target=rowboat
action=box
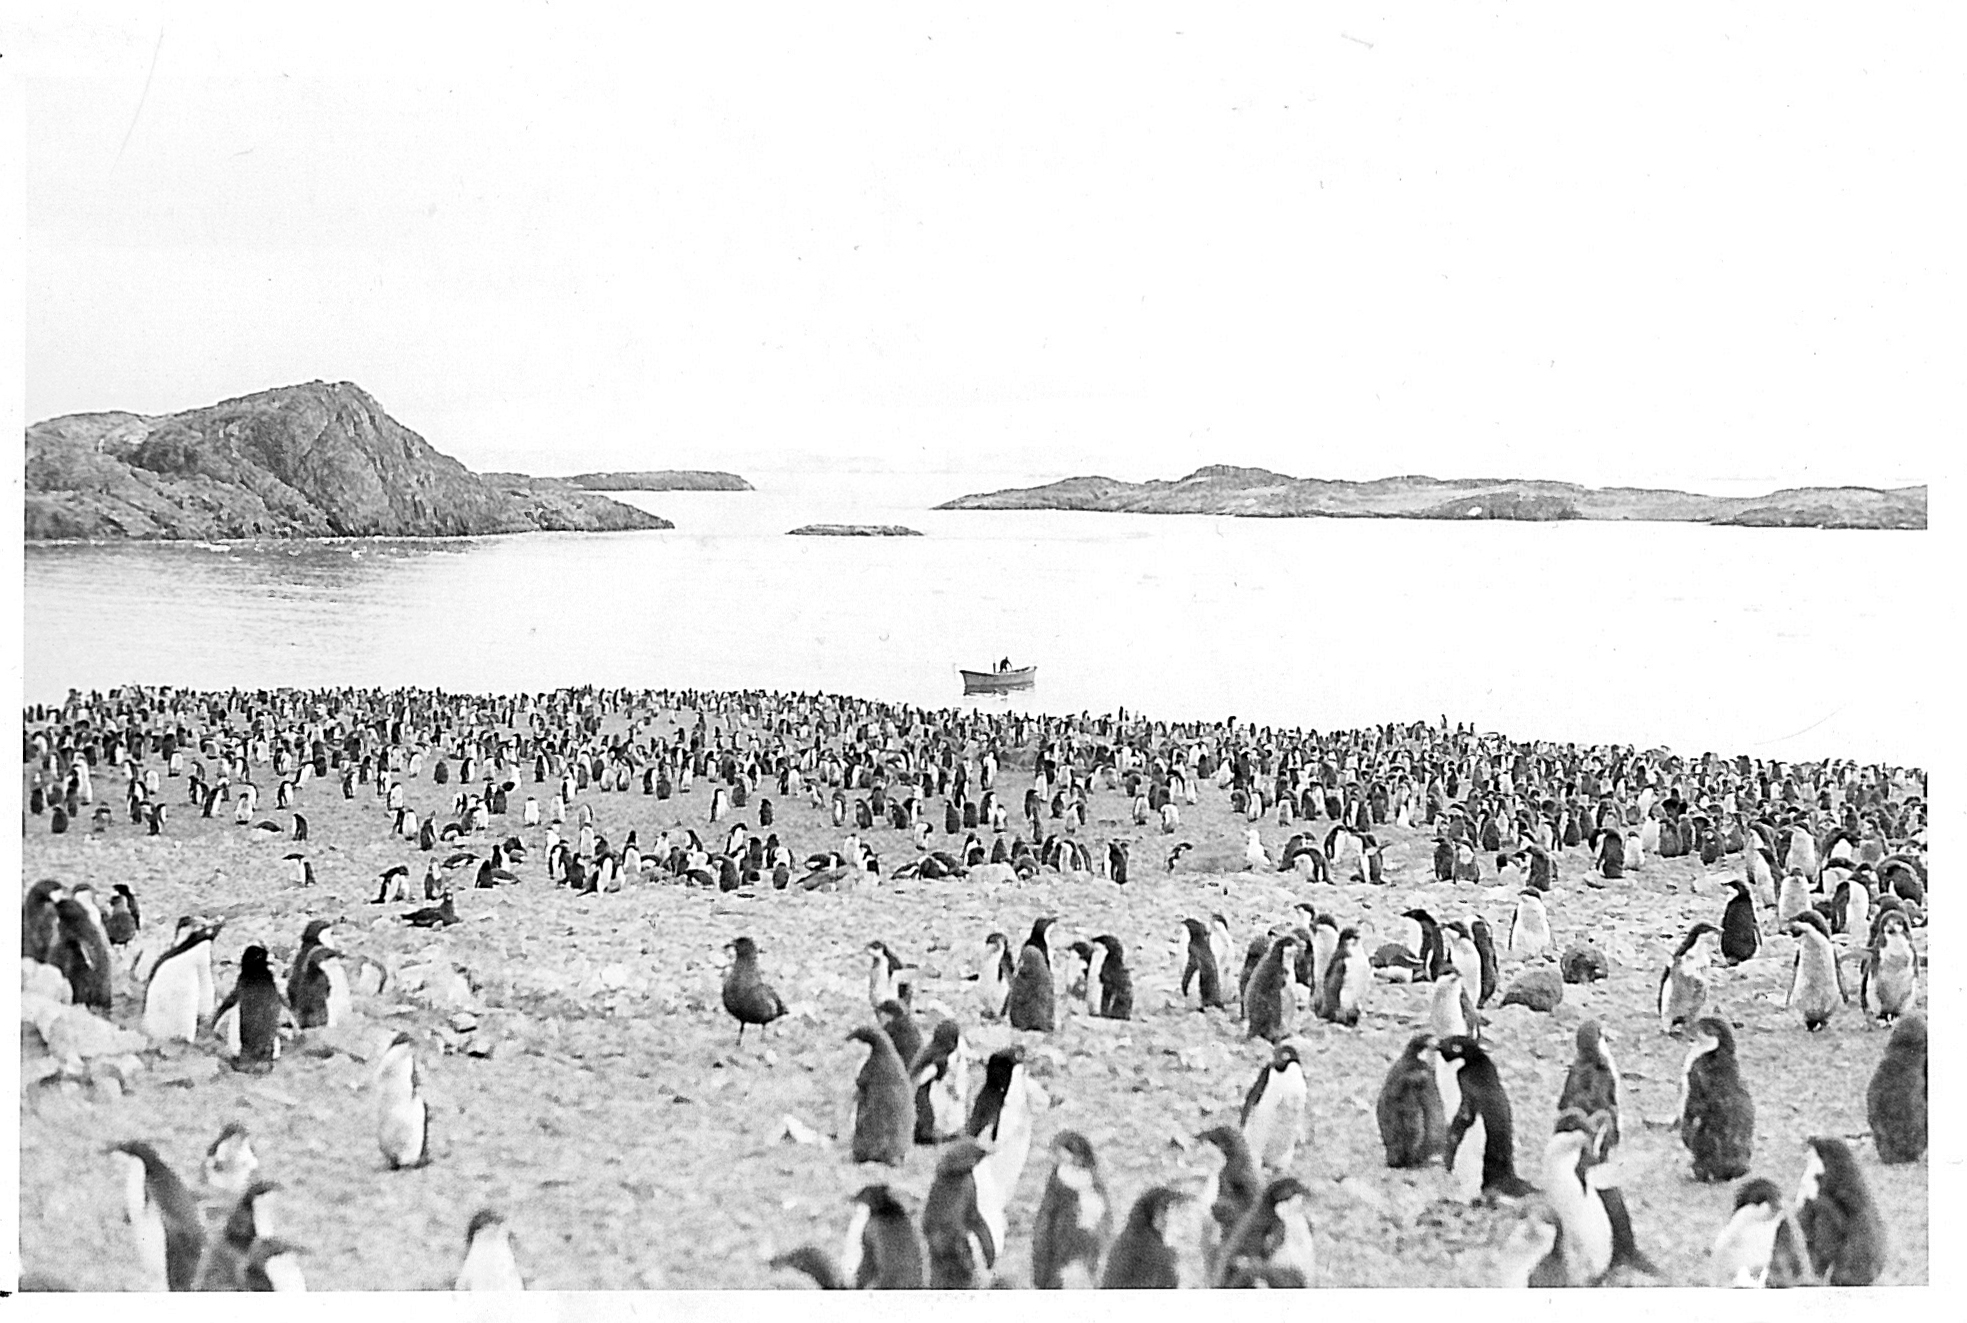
[960,665,1036,694]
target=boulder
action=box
[1499,967,1565,1013]
[21,959,72,1005]
[41,1007,147,1059]
[1559,945,1611,984]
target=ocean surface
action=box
[22,469,1930,766]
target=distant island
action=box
[787,524,923,537]
[24,382,673,541]
[564,470,753,492]
[937,465,1925,530]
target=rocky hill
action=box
[938,465,1925,529]
[564,470,753,491]
[786,524,922,537]
[24,382,673,540]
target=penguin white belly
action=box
[142,960,202,1042]
[1712,1206,1779,1287]
[379,1096,427,1166]
[1623,837,1643,871]
[1341,959,1370,1018]
[1244,1071,1305,1170]
[121,1164,168,1291]
[1451,1113,1487,1202]
[836,1202,870,1287]
[1558,1189,1613,1281]
[325,960,352,1027]
[216,1005,242,1056]
[262,1253,309,1292]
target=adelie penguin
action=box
[976,932,1014,1020]
[110,1140,208,1291]
[722,936,787,1046]
[1099,1187,1186,1289]
[1710,1177,1812,1287]
[1505,890,1550,960]
[1090,934,1132,1020]
[1006,917,1057,1032]
[875,1000,922,1074]
[22,878,64,964]
[774,1184,927,1290]
[1376,1033,1446,1168]
[1244,933,1300,1044]
[288,919,350,1029]
[1469,917,1500,1006]
[1556,1021,1622,1153]
[1196,1124,1262,1277]
[966,1046,1042,1256]
[1785,911,1844,1031]
[1030,1130,1111,1288]
[205,1122,258,1195]
[1658,922,1720,1034]
[1534,1113,1653,1286]
[1438,1035,1536,1203]
[1791,1137,1888,1285]
[846,1025,915,1167]
[1242,1041,1308,1171]
[49,896,114,1014]
[215,945,285,1072]
[1720,879,1761,965]
[865,940,916,1012]
[106,883,142,947]
[1866,1012,1926,1163]
[1679,1016,1755,1182]
[1180,917,1226,1009]
[455,1209,526,1291]
[142,919,220,1043]
[910,1017,968,1143]
[374,1032,431,1169]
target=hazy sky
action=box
[21,3,1956,489]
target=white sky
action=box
[17,2,1960,489]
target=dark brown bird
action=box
[722,936,787,1046]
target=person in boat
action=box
[999,657,1013,673]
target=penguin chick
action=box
[1792,1137,1888,1285]
[108,1140,206,1292]
[1377,1032,1446,1168]
[215,944,284,1071]
[1241,1041,1308,1171]
[1711,1178,1789,1287]
[193,1178,283,1291]
[1784,912,1844,1031]
[49,897,113,1014]
[373,1032,431,1169]
[875,999,923,1073]
[1244,934,1299,1044]
[909,1017,967,1144]
[1030,1129,1110,1288]
[1006,918,1057,1031]
[1866,1013,1926,1163]
[722,936,787,1046]
[1094,934,1133,1020]
[203,1123,258,1196]
[1314,926,1368,1027]
[835,1183,928,1289]
[1216,1176,1317,1288]
[1556,1021,1621,1155]
[1180,917,1225,1008]
[454,1209,525,1290]
[1099,1187,1186,1289]
[921,1140,996,1288]
[1196,1124,1263,1276]
[1658,922,1719,1033]
[846,1025,915,1167]
[1680,1017,1755,1183]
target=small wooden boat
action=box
[960,665,1036,695]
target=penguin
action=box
[1195,1124,1262,1277]
[1866,1012,1926,1163]
[1680,1016,1755,1182]
[875,999,922,1075]
[1469,917,1500,1006]
[1165,841,1193,871]
[215,944,284,1071]
[967,1046,1041,1258]
[1215,1176,1318,1288]
[193,1178,290,1291]
[1105,840,1129,885]
[909,1017,968,1143]
[204,1123,259,1196]
[1376,1032,1446,1168]
[1402,908,1449,980]
[866,940,915,1012]
[1429,970,1480,1044]
[1505,890,1550,960]
[829,1183,928,1290]
[1710,1177,1810,1287]
[1438,1035,1535,1203]
[22,878,64,963]
[977,932,1014,1019]
[374,1031,431,1169]
[1720,879,1761,965]
[1497,1205,1565,1288]
[1556,1021,1621,1154]
[106,884,142,947]
[1099,1187,1186,1289]
[288,919,349,1029]
[1792,1137,1888,1285]
[1006,918,1056,1032]
[454,1209,525,1291]
[142,920,220,1043]
[1307,914,1339,996]
[1785,911,1844,1031]
[109,1140,206,1291]
[1180,917,1225,1008]
[1092,934,1131,1019]
[401,893,459,928]
[1241,1042,1308,1171]
[1243,828,1269,870]
[49,897,114,1013]
[921,1140,996,1288]
[1539,1113,1653,1286]
[1314,926,1367,1027]
[1244,934,1299,1044]
[1030,1129,1111,1288]
[1658,922,1720,1034]
[846,1025,915,1167]
[722,936,787,1046]
[1442,920,1481,991]
[1860,909,1917,1022]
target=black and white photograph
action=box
[6,1,1948,1301]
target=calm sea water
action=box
[22,470,1930,765]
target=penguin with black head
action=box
[1179,917,1225,1009]
[909,1017,968,1144]
[976,932,1014,1020]
[1244,933,1300,1044]
[49,896,114,1013]
[1678,1015,1754,1182]
[1241,1041,1308,1171]
[1792,1136,1888,1285]
[875,1000,922,1074]
[1216,1175,1318,1287]
[846,1025,914,1167]
[216,944,285,1072]
[1658,922,1720,1034]
[1099,1187,1186,1288]
[1557,1021,1622,1154]
[921,1139,996,1288]
[108,1140,206,1291]
[1093,934,1132,1020]
[23,879,64,963]
[374,1031,431,1170]
[1438,1035,1536,1203]
[142,919,220,1043]
[1314,926,1368,1027]
[288,919,349,1029]
[1030,1129,1111,1288]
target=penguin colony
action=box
[18,685,1928,1288]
